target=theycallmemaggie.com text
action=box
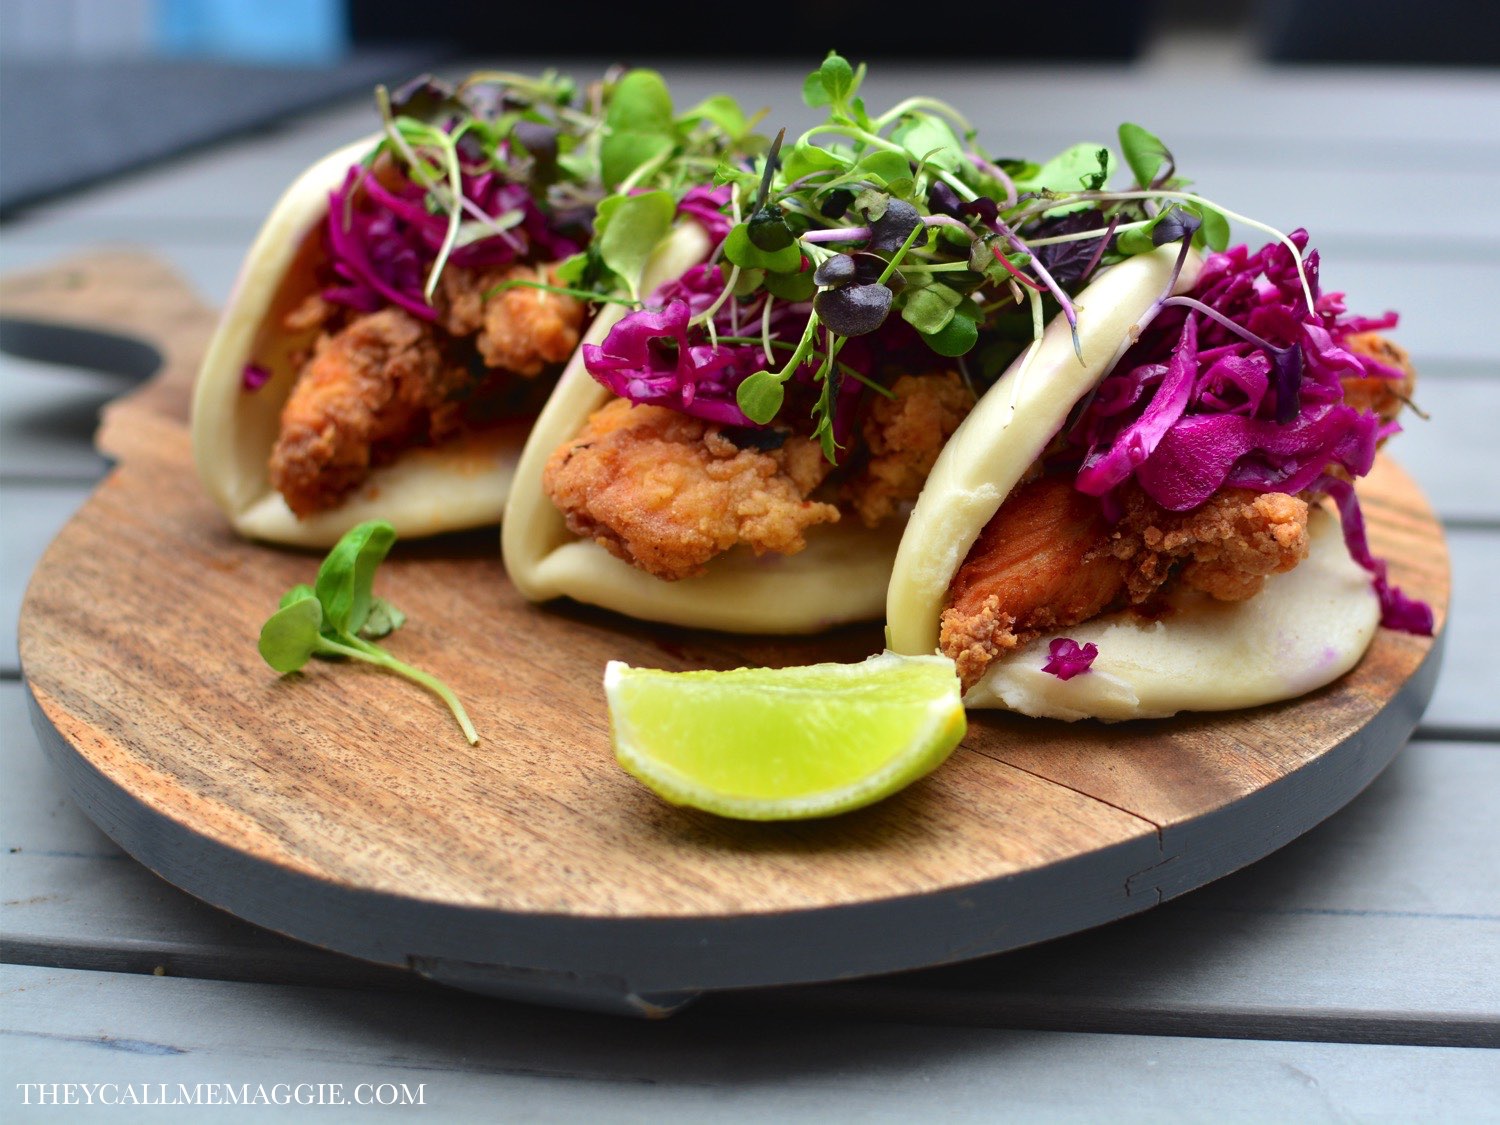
[15,1082,426,1107]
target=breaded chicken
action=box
[1115,487,1310,603]
[844,371,976,526]
[269,308,469,517]
[439,262,584,376]
[1343,331,1416,427]
[270,261,584,519]
[940,477,1311,690]
[941,475,1129,690]
[543,400,840,580]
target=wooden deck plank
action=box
[0,484,89,674]
[2,964,1496,1121]
[0,353,121,482]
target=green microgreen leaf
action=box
[259,521,478,746]
[890,115,964,172]
[1015,143,1117,214]
[359,597,407,640]
[1191,201,1231,251]
[736,370,787,424]
[314,519,397,636]
[677,94,748,140]
[802,69,831,109]
[601,69,676,186]
[595,190,676,302]
[279,584,318,610]
[258,596,325,675]
[723,222,802,273]
[922,313,979,357]
[782,142,844,182]
[900,282,963,334]
[733,268,766,297]
[856,149,913,185]
[819,52,857,106]
[854,187,888,221]
[764,268,816,302]
[1118,122,1173,189]
[748,205,795,251]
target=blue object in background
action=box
[157,0,348,66]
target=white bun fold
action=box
[885,242,1381,718]
[192,137,528,547]
[502,223,900,634]
[887,243,1201,655]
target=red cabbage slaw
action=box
[1042,638,1099,680]
[322,162,581,322]
[321,167,731,325]
[1064,230,1431,635]
[582,257,929,445]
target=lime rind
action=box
[605,653,967,820]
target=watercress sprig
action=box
[258,521,478,746]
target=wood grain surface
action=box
[3,254,1450,1005]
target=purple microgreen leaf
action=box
[868,199,927,253]
[813,254,857,287]
[813,283,892,336]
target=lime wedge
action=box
[605,652,967,820]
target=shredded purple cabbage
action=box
[321,162,585,321]
[1063,230,1430,633]
[676,184,733,242]
[241,363,271,392]
[1042,638,1099,680]
[583,262,918,443]
[1316,474,1435,635]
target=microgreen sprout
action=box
[575,56,1326,468]
[258,521,478,746]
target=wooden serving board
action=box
[6,254,1449,1016]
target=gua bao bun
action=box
[502,222,907,634]
[194,138,536,546]
[885,243,1381,720]
[194,134,577,548]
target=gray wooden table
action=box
[3,58,1497,1120]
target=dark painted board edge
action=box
[1145,629,1446,902]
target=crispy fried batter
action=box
[844,371,975,526]
[439,262,583,376]
[1116,487,1310,603]
[940,476,1130,690]
[543,400,840,580]
[1342,331,1416,426]
[269,308,470,517]
[939,477,1311,690]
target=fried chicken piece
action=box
[439,262,584,376]
[269,308,470,517]
[1343,331,1416,428]
[939,477,1311,690]
[1114,487,1311,603]
[543,400,839,580]
[941,475,1130,690]
[844,371,976,526]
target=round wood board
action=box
[7,254,1449,1016]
